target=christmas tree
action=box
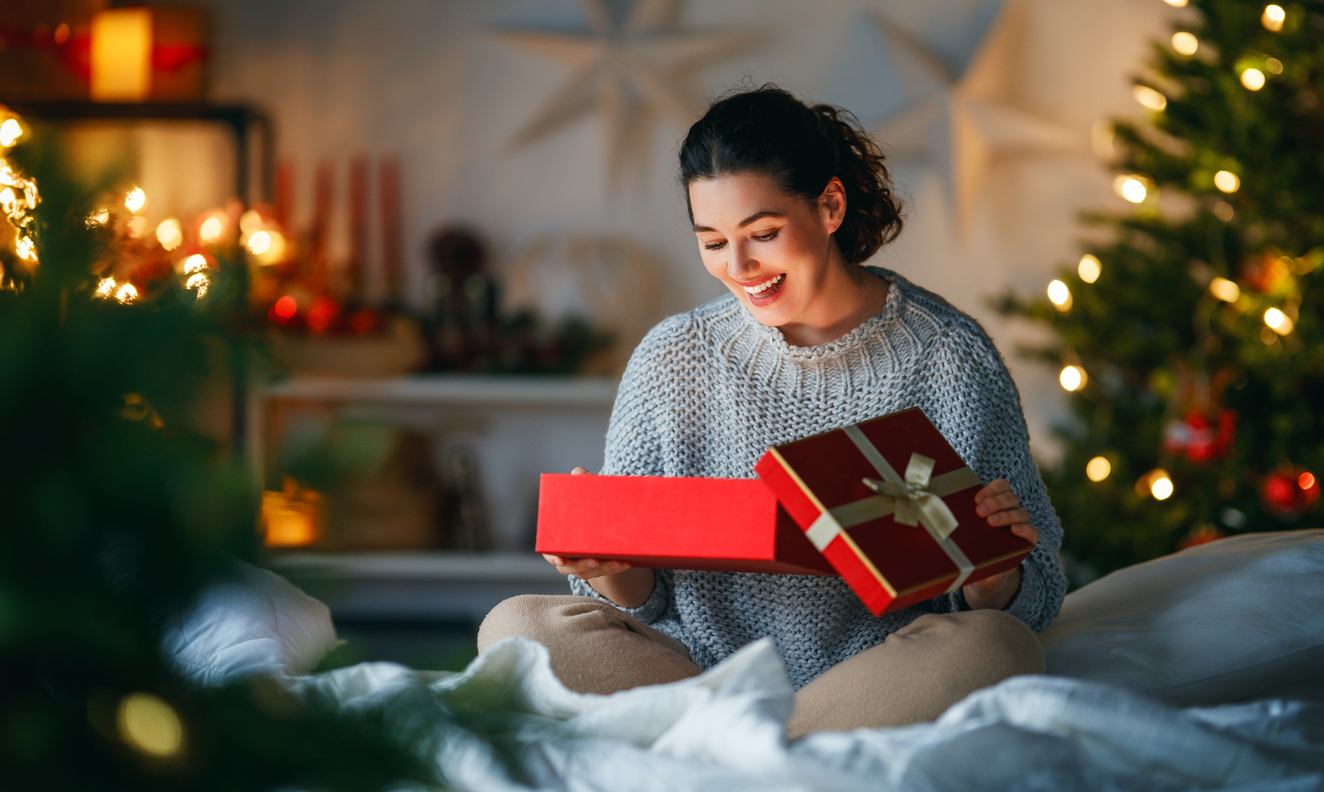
[997,0,1324,579]
[0,115,444,790]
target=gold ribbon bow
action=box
[862,453,960,539]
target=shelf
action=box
[264,374,619,408]
[267,551,572,623]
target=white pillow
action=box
[163,561,338,685]
[1039,529,1324,706]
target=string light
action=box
[1163,0,1187,6]
[1114,175,1148,203]
[1208,277,1240,302]
[125,187,146,212]
[155,218,183,250]
[86,208,110,228]
[247,230,272,255]
[1086,456,1111,482]
[1150,470,1174,500]
[1301,472,1317,490]
[1264,307,1294,334]
[0,118,21,147]
[115,283,138,304]
[1060,365,1087,391]
[1171,32,1198,55]
[1262,4,1285,31]
[186,272,210,298]
[1047,279,1072,310]
[1213,170,1240,193]
[182,254,208,274]
[1240,68,1266,91]
[271,295,298,321]
[1133,85,1167,111]
[1214,201,1234,221]
[1078,254,1102,283]
[117,692,184,759]
[95,277,116,298]
[1265,58,1283,74]
[239,209,264,235]
[198,214,225,243]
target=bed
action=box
[166,530,1324,791]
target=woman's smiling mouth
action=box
[741,273,786,305]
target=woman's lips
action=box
[742,273,786,307]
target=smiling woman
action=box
[478,85,1066,739]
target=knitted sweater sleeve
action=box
[563,316,691,625]
[914,320,1067,632]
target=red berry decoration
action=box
[1162,409,1237,463]
[1259,467,1320,521]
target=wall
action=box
[199,0,1181,458]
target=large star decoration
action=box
[870,1,1084,233]
[494,0,754,186]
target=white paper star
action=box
[494,0,754,185]
[869,1,1085,232]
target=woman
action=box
[479,86,1066,737]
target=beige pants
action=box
[478,595,1044,738]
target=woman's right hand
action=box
[541,466,635,581]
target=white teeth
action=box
[743,274,784,295]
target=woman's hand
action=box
[542,466,656,607]
[963,479,1039,611]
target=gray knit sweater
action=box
[569,267,1067,690]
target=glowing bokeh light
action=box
[186,272,210,298]
[1133,85,1168,111]
[239,209,264,235]
[1171,32,1198,55]
[1300,472,1316,490]
[272,295,298,321]
[1266,58,1283,74]
[1214,201,1234,221]
[1115,176,1148,203]
[247,230,272,255]
[1060,365,1086,392]
[1047,279,1072,308]
[115,283,138,304]
[125,187,146,212]
[1241,68,1266,90]
[1262,4,1285,30]
[0,187,14,207]
[199,215,224,243]
[1150,472,1174,500]
[1213,170,1240,193]
[155,218,183,250]
[86,208,110,228]
[95,278,116,298]
[1086,456,1111,482]
[1078,254,1102,283]
[1208,277,1240,302]
[0,118,21,147]
[183,253,208,274]
[117,692,183,758]
[1163,0,1187,6]
[1264,307,1293,334]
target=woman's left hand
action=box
[963,479,1039,611]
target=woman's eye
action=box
[753,230,779,242]
[703,241,726,251]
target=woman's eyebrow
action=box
[692,210,787,233]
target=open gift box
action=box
[537,408,1033,615]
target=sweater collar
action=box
[737,265,906,361]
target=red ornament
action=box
[1259,467,1321,521]
[268,295,300,328]
[305,295,341,335]
[1163,409,1237,463]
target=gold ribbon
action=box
[803,425,982,593]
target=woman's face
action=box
[688,172,845,329]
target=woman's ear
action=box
[818,177,847,235]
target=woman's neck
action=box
[778,260,891,348]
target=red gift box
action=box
[754,407,1033,616]
[536,473,834,575]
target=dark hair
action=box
[679,85,903,265]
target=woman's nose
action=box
[727,241,757,279]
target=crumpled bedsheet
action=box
[292,637,1324,792]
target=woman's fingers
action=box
[985,507,1032,527]
[975,491,1021,517]
[974,479,1011,503]
[541,553,631,579]
[571,466,593,475]
[1009,522,1040,546]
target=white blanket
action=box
[293,638,1324,792]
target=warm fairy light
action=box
[96,277,116,298]
[115,283,138,303]
[117,692,184,759]
[1047,279,1072,309]
[1115,176,1148,203]
[1133,85,1167,111]
[1300,472,1317,490]
[0,187,14,208]
[1059,365,1087,392]
[155,218,183,250]
[247,230,272,255]
[198,215,224,243]
[1266,58,1283,75]
[1171,32,1198,55]
[0,119,21,148]
[1214,201,1234,221]
[1163,0,1187,6]
[1086,456,1111,482]
[15,236,36,261]
[183,253,208,274]
[1150,471,1174,500]
[1213,170,1240,193]
[1078,254,1102,283]
[272,295,298,321]
[1264,307,1293,334]
[87,208,110,228]
[125,187,146,212]
[1209,277,1240,302]
[1241,68,1266,91]
[239,209,264,235]
[186,272,210,298]
[253,230,286,264]
[1262,4,1286,31]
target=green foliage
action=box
[0,135,443,789]
[995,0,1324,577]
